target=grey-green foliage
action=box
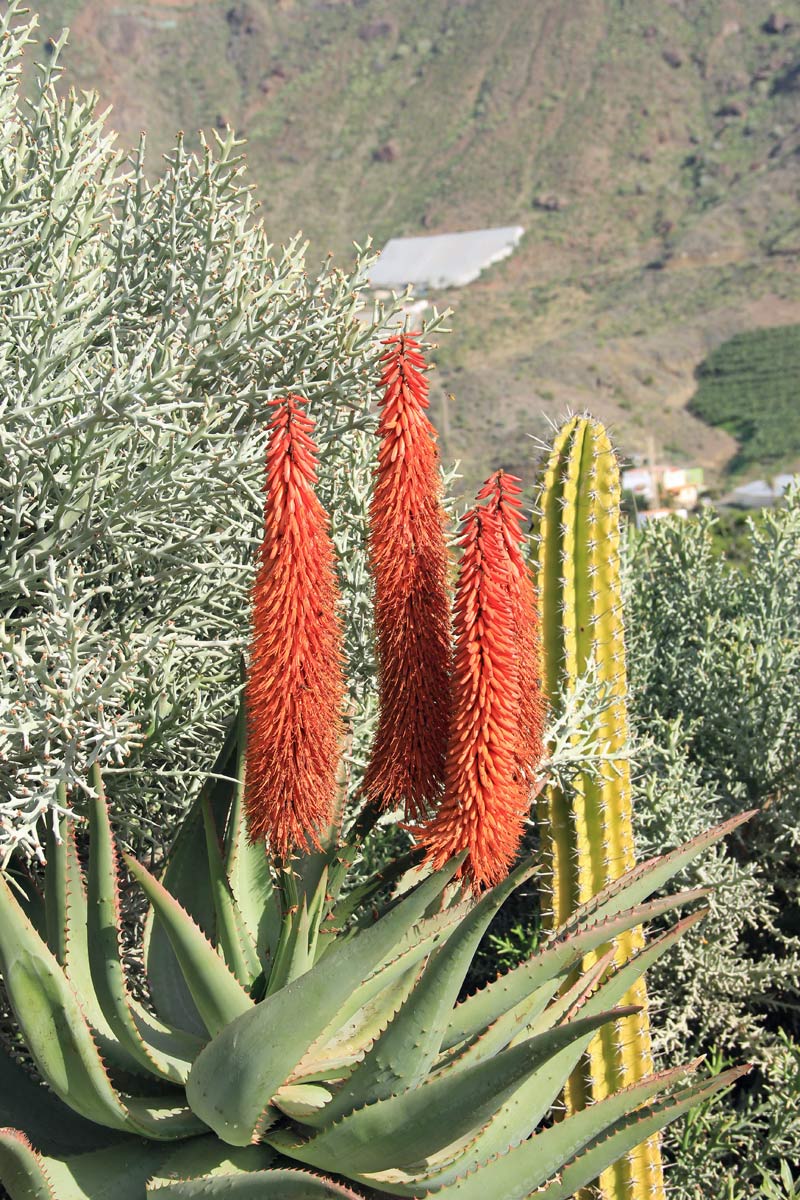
[632,721,798,1064]
[624,491,800,1197]
[0,4,435,863]
[665,1036,800,1200]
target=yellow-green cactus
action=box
[534,415,665,1200]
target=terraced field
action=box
[689,323,800,474]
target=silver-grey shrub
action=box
[625,493,800,1196]
[0,4,427,863]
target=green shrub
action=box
[625,497,800,1195]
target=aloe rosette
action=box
[0,382,750,1198]
[0,752,751,1198]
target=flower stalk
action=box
[477,470,546,784]
[362,333,451,819]
[419,498,528,889]
[245,396,345,860]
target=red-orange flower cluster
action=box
[362,333,451,819]
[417,501,530,889]
[477,470,545,780]
[245,396,345,860]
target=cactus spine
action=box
[535,415,666,1200]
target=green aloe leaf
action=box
[349,1062,704,1198]
[0,866,204,1138]
[438,980,562,1078]
[270,1009,637,1175]
[527,946,618,1036]
[226,833,278,976]
[87,774,204,1083]
[315,858,539,1127]
[293,961,424,1082]
[439,1061,703,1196]
[381,1064,742,1199]
[275,1083,334,1119]
[298,899,473,1084]
[186,857,464,1146]
[554,809,754,940]
[200,792,261,987]
[427,908,710,1185]
[151,1136,276,1182]
[267,864,331,996]
[308,795,387,936]
[0,1046,124,1156]
[125,854,253,1038]
[267,891,313,994]
[290,730,365,923]
[55,819,108,1023]
[317,845,424,953]
[524,1066,752,1200]
[0,1129,55,1200]
[145,720,240,1035]
[43,795,70,966]
[221,707,280,971]
[438,951,616,1084]
[119,1099,206,1141]
[43,812,147,1077]
[0,1132,190,1200]
[572,909,708,1026]
[148,1169,366,1197]
[0,869,143,1133]
[5,857,46,939]
[443,885,708,1052]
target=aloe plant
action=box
[0,737,751,1198]
[0,392,750,1197]
[534,414,665,1198]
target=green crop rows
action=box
[688,324,800,475]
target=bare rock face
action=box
[764,12,789,34]
[717,100,747,118]
[358,20,395,42]
[226,5,256,36]
[373,140,399,163]
[533,193,569,212]
[259,66,288,96]
[225,2,265,101]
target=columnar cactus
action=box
[534,415,665,1199]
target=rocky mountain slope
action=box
[21,0,800,495]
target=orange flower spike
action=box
[362,333,451,819]
[418,504,528,890]
[477,470,546,781]
[245,395,346,861]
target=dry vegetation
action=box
[24,0,800,494]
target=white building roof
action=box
[369,225,525,290]
[729,480,776,507]
[733,480,773,496]
[774,474,798,496]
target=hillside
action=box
[20,0,800,496]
